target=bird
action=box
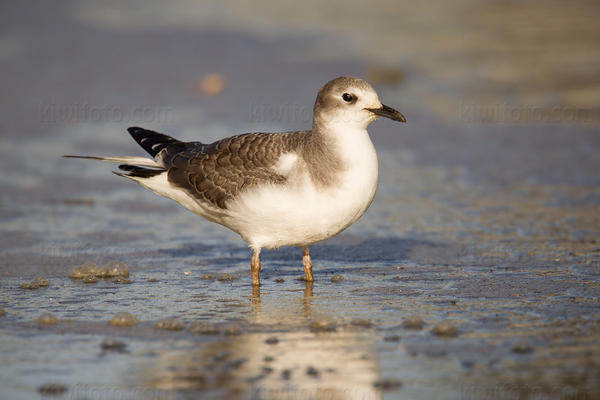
[65,76,406,286]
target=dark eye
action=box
[342,93,354,102]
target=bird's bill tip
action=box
[366,104,406,123]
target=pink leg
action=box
[302,246,314,282]
[251,248,261,286]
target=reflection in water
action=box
[138,283,380,399]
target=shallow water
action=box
[1,1,600,399]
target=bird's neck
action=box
[302,123,376,188]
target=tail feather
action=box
[117,164,165,178]
[63,155,159,168]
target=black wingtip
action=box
[127,126,143,134]
[126,126,182,158]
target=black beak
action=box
[366,104,406,123]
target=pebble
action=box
[350,319,374,328]
[373,378,402,390]
[384,335,401,342]
[281,369,292,380]
[217,273,234,282]
[189,322,220,335]
[431,322,458,337]
[99,261,130,278]
[32,276,50,287]
[148,278,159,283]
[265,336,279,345]
[331,275,344,282]
[306,366,320,377]
[100,338,127,352]
[38,383,67,396]
[37,312,59,326]
[20,276,50,289]
[109,312,139,327]
[154,318,185,331]
[200,274,214,280]
[274,278,285,283]
[310,320,336,332]
[512,342,533,354]
[82,274,98,284]
[69,261,129,280]
[402,316,424,330]
[69,262,100,279]
[224,326,242,336]
[112,277,132,284]
[0,307,5,316]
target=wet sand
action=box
[1,1,599,399]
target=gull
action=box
[65,76,405,286]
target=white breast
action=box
[223,128,378,250]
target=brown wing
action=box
[166,131,309,209]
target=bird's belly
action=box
[223,158,378,250]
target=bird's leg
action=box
[251,248,261,286]
[302,246,314,282]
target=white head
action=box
[312,76,406,132]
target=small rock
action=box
[109,312,138,327]
[0,307,5,316]
[373,378,402,390]
[512,342,533,354]
[402,316,424,330]
[183,271,191,276]
[37,312,59,326]
[99,261,130,278]
[189,322,219,335]
[148,278,159,283]
[82,274,98,284]
[262,366,274,374]
[264,356,275,362]
[69,262,100,279]
[100,338,127,352]
[224,326,241,336]
[200,274,214,280]
[384,335,401,342]
[432,322,458,337]
[265,336,279,345]
[281,369,292,380]
[38,383,67,396]
[331,275,344,282]
[20,276,50,289]
[112,277,132,284]
[310,320,336,332]
[217,273,234,282]
[274,278,285,283]
[350,319,374,328]
[226,358,247,370]
[154,318,185,331]
[306,366,320,378]
[32,276,50,287]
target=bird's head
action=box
[313,76,406,132]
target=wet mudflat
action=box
[1,1,600,399]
